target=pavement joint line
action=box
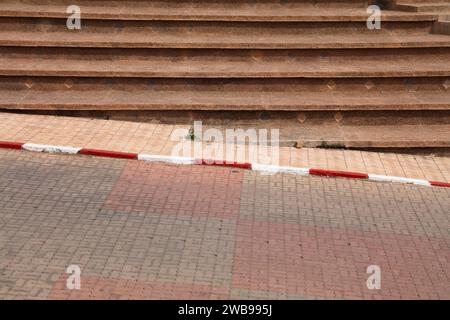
[0,140,449,188]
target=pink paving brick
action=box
[104,160,243,219]
[232,220,450,299]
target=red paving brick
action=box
[104,160,243,219]
[232,221,450,299]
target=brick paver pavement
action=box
[0,112,449,183]
[0,148,449,299]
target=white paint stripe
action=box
[251,163,280,173]
[138,154,195,165]
[252,163,310,175]
[22,143,81,154]
[368,174,431,186]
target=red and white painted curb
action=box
[1,141,449,189]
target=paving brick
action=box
[239,171,450,238]
[0,148,449,299]
[232,221,450,299]
[104,160,243,219]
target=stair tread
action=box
[2,29,450,49]
[0,48,448,78]
[0,3,440,22]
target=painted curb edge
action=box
[1,140,449,188]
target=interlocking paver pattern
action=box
[104,161,243,219]
[0,148,449,299]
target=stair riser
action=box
[6,110,450,126]
[433,21,450,35]
[0,17,436,35]
[1,0,374,9]
[1,77,448,111]
[395,0,446,3]
[0,1,433,22]
[396,4,450,13]
[1,76,447,91]
[0,18,441,49]
[1,47,449,78]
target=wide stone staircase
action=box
[0,0,449,148]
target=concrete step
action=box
[299,124,450,148]
[433,20,450,35]
[0,1,440,22]
[395,2,450,13]
[11,109,450,148]
[1,47,449,78]
[1,18,449,49]
[1,77,449,111]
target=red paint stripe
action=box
[196,159,252,170]
[78,148,137,160]
[309,168,369,179]
[429,181,450,188]
[0,141,24,150]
